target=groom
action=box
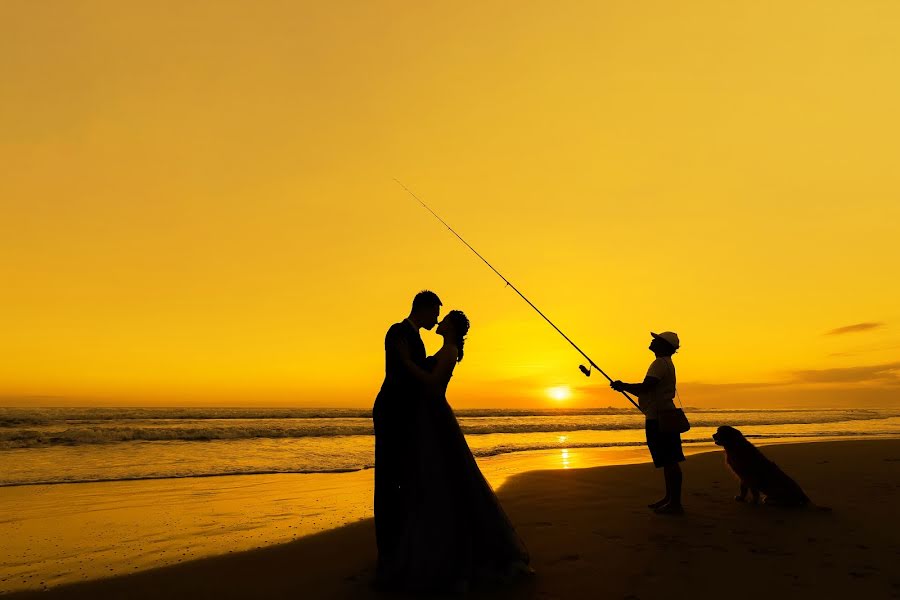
[372,290,441,581]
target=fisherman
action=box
[611,332,685,515]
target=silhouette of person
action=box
[611,331,685,515]
[391,309,531,593]
[372,290,441,583]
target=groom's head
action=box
[410,290,442,330]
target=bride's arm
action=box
[398,341,456,387]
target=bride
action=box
[395,309,531,593]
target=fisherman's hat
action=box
[651,331,680,351]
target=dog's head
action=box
[713,425,746,447]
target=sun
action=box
[546,386,571,402]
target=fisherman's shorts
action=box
[645,419,686,468]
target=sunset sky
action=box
[2,1,898,408]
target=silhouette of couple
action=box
[372,291,530,593]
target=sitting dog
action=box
[712,426,811,507]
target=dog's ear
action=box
[719,426,743,443]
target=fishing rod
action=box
[393,179,640,411]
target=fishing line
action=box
[393,179,640,411]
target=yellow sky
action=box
[2,1,899,408]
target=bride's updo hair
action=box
[446,310,470,362]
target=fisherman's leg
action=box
[646,419,669,509]
[663,463,683,508]
[648,477,670,509]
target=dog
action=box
[712,425,812,507]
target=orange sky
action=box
[2,1,899,408]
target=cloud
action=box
[682,361,900,390]
[681,381,785,391]
[826,322,885,335]
[790,361,900,384]
[677,384,900,409]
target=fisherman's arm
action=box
[610,376,660,395]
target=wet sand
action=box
[4,439,899,599]
[0,443,717,593]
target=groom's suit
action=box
[373,319,427,570]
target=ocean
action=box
[2,407,899,487]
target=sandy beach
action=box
[4,439,898,599]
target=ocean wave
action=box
[2,409,899,448]
[2,429,896,487]
[2,407,894,426]
[0,467,374,488]
[0,407,638,425]
[472,430,900,457]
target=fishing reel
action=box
[579,364,591,377]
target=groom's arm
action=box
[385,325,421,375]
[384,324,402,352]
[383,324,407,375]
